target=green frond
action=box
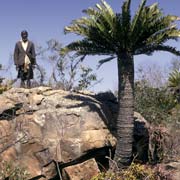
[64,0,118,54]
[64,15,96,37]
[168,69,180,87]
[60,47,71,57]
[131,2,180,55]
[64,24,88,36]
[130,1,162,47]
[96,3,103,11]
[71,17,93,27]
[64,39,115,56]
[63,0,180,59]
[95,0,116,32]
[97,56,116,69]
[135,45,180,56]
[100,0,114,17]
[82,7,99,17]
[121,0,131,35]
[122,0,131,14]
[169,28,180,38]
[131,0,146,34]
[146,25,179,45]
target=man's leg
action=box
[27,79,31,88]
[20,80,25,88]
[18,66,26,88]
[26,64,33,88]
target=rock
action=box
[95,91,118,132]
[63,158,100,180]
[133,112,150,162]
[134,112,150,136]
[0,87,116,179]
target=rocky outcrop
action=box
[0,87,116,179]
[133,112,150,162]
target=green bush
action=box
[134,81,180,162]
[134,82,176,124]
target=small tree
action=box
[36,39,101,90]
[136,63,168,88]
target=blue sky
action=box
[0,0,180,92]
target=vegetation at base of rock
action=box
[91,162,167,180]
[91,171,120,180]
[0,161,30,180]
[122,163,155,180]
[91,162,174,180]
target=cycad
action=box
[61,0,180,167]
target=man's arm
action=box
[13,43,19,66]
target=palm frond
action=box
[97,56,116,69]
[145,15,180,45]
[63,0,180,58]
[122,0,131,22]
[131,0,147,38]
[131,1,180,54]
[168,69,180,87]
[135,45,180,56]
[121,0,131,48]
[64,0,119,55]
[98,0,114,17]
[131,2,162,48]
[63,39,115,56]
[82,7,99,16]
[94,0,116,37]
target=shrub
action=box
[134,82,176,124]
[91,171,121,180]
[122,163,155,180]
[91,163,155,180]
[148,126,170,164]
[0,80,12,94]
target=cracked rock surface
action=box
[0,87,116,179]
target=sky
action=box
[0,0,180,92]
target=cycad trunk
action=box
[114,53,134,167]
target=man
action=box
[14,30,36,88]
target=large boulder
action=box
[0,87,116,179]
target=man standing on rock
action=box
[14,30,36,88]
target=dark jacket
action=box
[14,40,36,66]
